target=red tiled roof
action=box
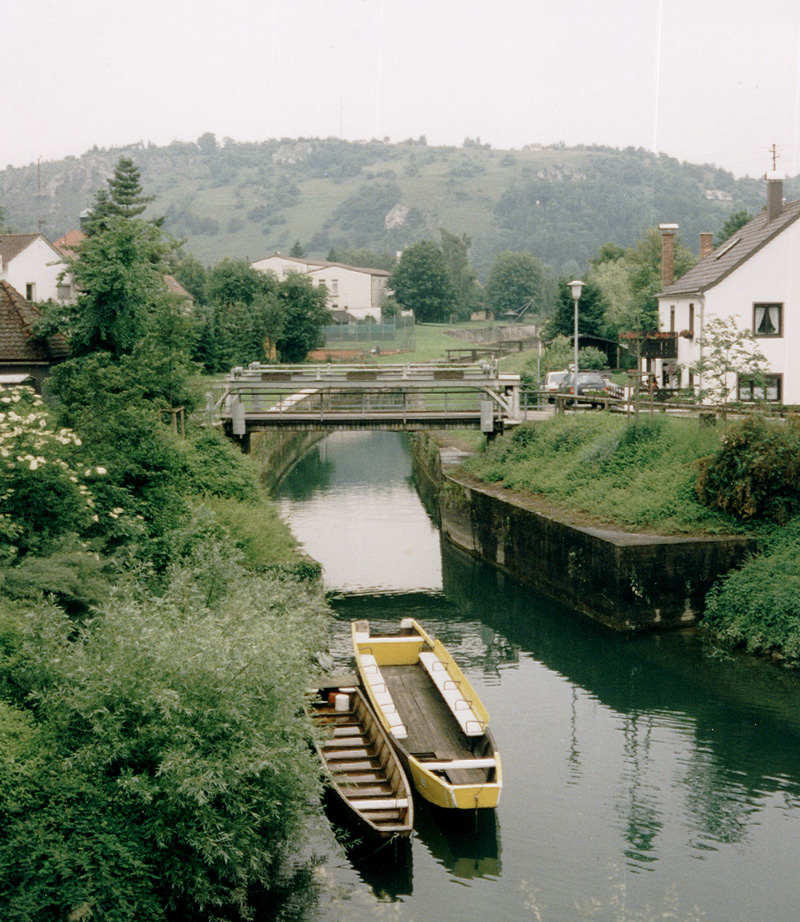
[164,274,193,299]
[52,228,87,256]
[0,281,69,363]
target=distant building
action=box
[0,233,75,304]
[653,174,800,403]
[251,253,390,321]
[52,228,87,258]
[0,280,69,390]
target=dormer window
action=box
[754,303,782,337]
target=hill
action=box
[1,136,792,277]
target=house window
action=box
[753,303,782,337]
[330,279,339,296]
[25,283,36,301]
[669,305,675,332]
[688,303,695,334]
[737,373,782,402]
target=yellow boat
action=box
[352,618,502,810]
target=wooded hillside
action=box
[2,136,791,276]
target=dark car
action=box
[556,372,621,406]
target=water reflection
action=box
[413,802,501,881]
[337,834,413,900]
[441,537,800,856]
[274,432,442,593]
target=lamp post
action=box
[569,280,584,395]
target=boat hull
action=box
[309,682,414,839]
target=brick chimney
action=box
[700,233,714,259]
[659,224,679,287]
[766,171,784,221]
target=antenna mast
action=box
[37,158,45,233]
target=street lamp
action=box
[569,280,584,395]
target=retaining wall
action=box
[411,435,756,632]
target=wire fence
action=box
[322,317,415,352]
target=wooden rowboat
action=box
[309,681,414,840]
[352,618,502,811]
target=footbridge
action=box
[213,362,521,445]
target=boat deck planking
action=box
[381,663,488,786]
[310,684,413,834]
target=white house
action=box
[654,174,800,404]
[0,233,75,304]
[251,253,390,321]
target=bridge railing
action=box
[220,361,503,390]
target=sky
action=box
[5,0,800,178]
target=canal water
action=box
[273,431,800,922]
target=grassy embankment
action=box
[464,413,737,534]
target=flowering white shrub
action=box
[0,387,112,557]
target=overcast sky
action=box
[5,0,800,178]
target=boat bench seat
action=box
[349,797,409,811]
[360,654,408,740]
[419,651,484,736]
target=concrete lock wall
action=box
[411,436,756,632]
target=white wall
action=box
[251,255,389,321]
[308,265,387,321]
[1,237,73,303]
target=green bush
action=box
[177,428,261,502]
[704,517,800,661]
[202,495,298,568]
[697,415,800,522]
[0,552,327,919]
[0,387,103,558]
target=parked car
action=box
[543,370,569,402]
[556,372,622,406]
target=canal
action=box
[273,431,800,921]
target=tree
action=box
[289,239,306,258]
[716,210,753,246]
[546,279,608,340]
[587,256,635,338]
[694,316,769,410]
[390,241,456,322]
[625,227,695,334]
[272,274,330,362]
[105,156,154,218]
[169,250,208,305]
[207,258,268,308]
[485,251,549,320]
[439,229,480,319]
[84,158,155,235]
[58,216,179,360]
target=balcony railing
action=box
[640,333,678,359]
